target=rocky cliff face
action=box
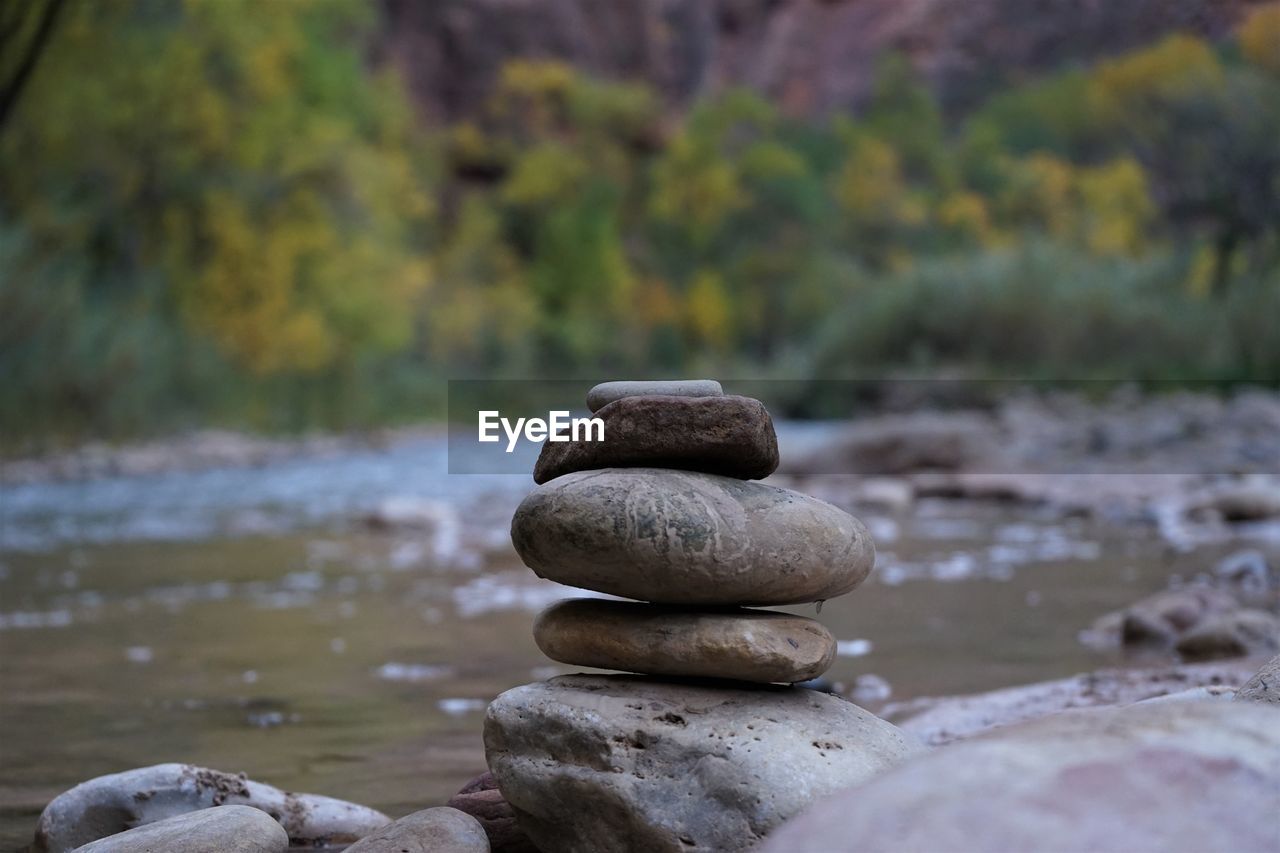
[379,0,1266,122]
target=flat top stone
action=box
[587,379,722,412]
[75,806,288,853]
[533,598,836,684]
[534,394,779,484]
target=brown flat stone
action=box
[533,395,778,484]
[534,598,837,683]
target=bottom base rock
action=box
[483,674,923,853]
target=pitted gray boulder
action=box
[483,674,922,853]
[511,469,875,605]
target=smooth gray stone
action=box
[33,763,389,852]
[484,674,923,853]
[511,469,875,605]
[74,806,288,853]
[533,599,836,683]
[345,807,490,852]
[761,700,1280,853]
[586,379,722,412]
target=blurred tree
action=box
[834,132,926,269]
[1238,4,1280,76]
[961,70,1106,163]
[4,4,1277,438]
[0,0,66,130]
[427,197,537,370]
[648,90,836,362]
[862,54,950,186]
[1090,36,1280,293]
[480,60,661,369]
[1,0,433,382]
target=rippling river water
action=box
[0,426,1233,848]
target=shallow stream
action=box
[0,427,1236,848]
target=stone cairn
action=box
[484,380,922,853]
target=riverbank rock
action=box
[484,674,922,853]
[74,806,289,853]
[1187,479,1280,522]
[446,772,537,853]
[345,807,489,853]
[586,379,722,412]
[785,412,998,476]
[1175,609,1280,662]
[761,700,1280,853]
[1235,654,1280,704]
[1082,586,1240,649]
[885,660,1257,745]
[1214,548,1277,593]
[534,394,778,484]
[33,763,389,852]
[533,599,836,683]
[511,469,874,605]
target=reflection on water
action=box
[0,428,1239,848]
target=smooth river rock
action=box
[34,763,389,852]
[74,806,289,853]
[533,394,779,484]
[761,700,1280,853]
[533,598,836,683]
[511,469,875,605]
[586,379,722,412]
[345,807,489,853]
[1235,653,1280,704]
[484,674,923,853]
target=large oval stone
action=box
[484,675,922,853]
[533,395,778,484]
[534,598,836,683]
[511,469,874,605]
[586,379,722,412]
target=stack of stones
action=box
[485,380,921,853]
